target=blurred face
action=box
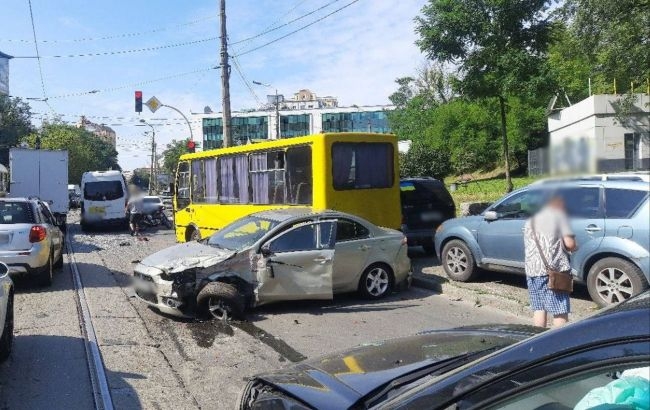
[548,195,565,210]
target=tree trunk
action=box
[499,96,513,193]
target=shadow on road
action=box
[0,335,141,410]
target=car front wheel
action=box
[587,257,648,307]
[441,239,477,282]
[197,282,244,321]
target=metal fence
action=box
[528,147,549,177]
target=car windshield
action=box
[207,215,279,251]
[84,181,124,201]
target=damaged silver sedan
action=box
[133,208,411,319]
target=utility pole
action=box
[140,119,156,195]
[220,0,232,148]
[275,88,280,139]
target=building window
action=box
[203,118,223,150]
[232,116,269,145]
[332,142,394,190]
[322,111,391,133]
[280,114,310,138]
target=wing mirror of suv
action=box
[483,210,499,221]
[0,262,8,278]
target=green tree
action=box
[23,122,119,184]
[0,95,33,166]
[415,0,556,191]
[399,141,452,179]
[162,139,190,175]
[565,0,649,91]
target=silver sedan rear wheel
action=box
[359,264,393,299]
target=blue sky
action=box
[1,0,427,170]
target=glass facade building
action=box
[203,116,269,150]
[322,111,390,134]
[202,109,392,150]
[280,114,311,138]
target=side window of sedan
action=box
[269,224,317,253]
[336,219,369,242]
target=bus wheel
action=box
[187,227,200,242]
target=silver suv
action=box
[435,177,649,306]
[0,198,65,286]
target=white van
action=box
[80,171,128,229]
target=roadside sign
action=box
[145,96,162,113]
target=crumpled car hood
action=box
[253,326,541,409]
[138,241,235,273]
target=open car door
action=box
[255,220,336,304]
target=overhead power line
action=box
[20,65,219,100]
[13,36,219,59]
[235,0,361,57]
[229,0,341,46]
[0,15,217,44]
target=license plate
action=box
[421,211,442,222]
[134,278,154,293]
[89,206,105,215]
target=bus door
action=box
[174,161,192,236]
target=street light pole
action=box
[139,119,155,195]
[253,81,280,139]
[160,103,194,141]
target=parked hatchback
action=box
[0,198,64,286]
[400,178,456,253]
[435,178,649,306]
[133,209,411,319]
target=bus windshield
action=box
[207,215,279,251]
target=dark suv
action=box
[400,178,456,254]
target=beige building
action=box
[77,116,117,147]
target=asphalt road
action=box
[0,211,523,409]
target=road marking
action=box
[66,232,114,410]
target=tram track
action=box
[65,231,114,410]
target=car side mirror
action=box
[260,243,273,257]
[483,210,498,221]
[0,262,8,278]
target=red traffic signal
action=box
[187,140,196,153]
[135,91,143,113]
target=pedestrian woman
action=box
[523,193,577,328]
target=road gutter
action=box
[66,234,115,410]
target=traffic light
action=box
[135,91,143,113]
[187,140,196,153]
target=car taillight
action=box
[29,226,47,243]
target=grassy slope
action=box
[443,171,540,212]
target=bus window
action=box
[191,159,205,203]
[218,155,249,204]
[332,142,393,190]
[176,161,191,209]
[204,158,218,203]
[251,151,286,205]
[286,146,312,205]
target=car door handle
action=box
[313,257,332,264]
[359,245,370,251]
[585,224,602,233]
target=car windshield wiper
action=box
[363,348,500,408]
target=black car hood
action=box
[254,325,540,409]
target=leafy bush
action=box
[399,142,451,179]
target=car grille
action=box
[135,289,157,304]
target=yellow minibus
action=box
[173,133,400,242]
